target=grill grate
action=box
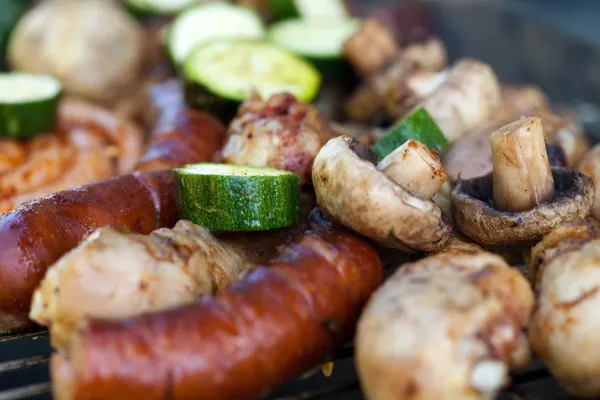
[0,307,584,400]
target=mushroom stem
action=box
[377,139,447,200]
[342,18,399,77]
[490,116,555,212]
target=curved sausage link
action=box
[0,171,178,331]
[134,80,226,171]
[51,228,384,400]
[0,93,226,331]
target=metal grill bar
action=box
[0,383,51,400]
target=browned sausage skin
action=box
[0,171,178,332]
[0,99,226,332]
[135,80,226,171]
[52,228,384,400]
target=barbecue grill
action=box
[2,1,600,399]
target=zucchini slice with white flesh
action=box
[268,0,351,21]
[0,73,62,140]
[183,40,321,122]
[174,163,301,232]
[168,2,265,66]
[125,0,198,16]
[268,18,360,79]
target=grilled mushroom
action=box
[357,249,534,400]
[579,144,600,220]
[343,18,447,122]
[452,116,595,246]
[414,58,501,143]
[529,219,600,397]
[312,135,450,252]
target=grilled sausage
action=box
[0,97,225,332]
[357,249,534,400]
[0,171,178,332]
[134,80,226,171]
[51,228,384,400]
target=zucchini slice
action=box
[268,0,351,21]
[372,107,448,160]
[183,39,321,122]
[268,18,360,79]
[174,163,301,231]
[0,0,28,69]
[0,73,62,140]
[168,2,265,66]
[125,0,198,16]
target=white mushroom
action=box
[356,250,534,400]
[415,58,501,142]
[312,136,450,252]
[529,220,600,397]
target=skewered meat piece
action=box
[30,220,248,352]
[357,248,534,400]
[222,92,328,184]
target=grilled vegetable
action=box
[0,0,28,69]
[184,40,321,122]
[268,0,351,21]
[377,139,447,200]
[174,163,300,231]
[313,136,450,252]
[372,107,447,160]
[489,116,554,212]
[125,0,199,16]
[0,73,62,139]
[8,0,145,102]
[268,18,360,79]
[168,2,265,66]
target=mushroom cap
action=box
[452,168,595,246]
[312,136,450,252]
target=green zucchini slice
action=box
[268,0,350,21]
[125,0,198,16]
[0,0,29,69]
[183,39,321,122]
[168,2,265,66]
[0,73,62,140]
[372,107,448,160]
[268,18,360,79]
[174,163,301,232]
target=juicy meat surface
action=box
[222,93,328,184]
[30,221,248,352]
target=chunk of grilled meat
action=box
[30,221,248,352]
[222,93,328,184]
